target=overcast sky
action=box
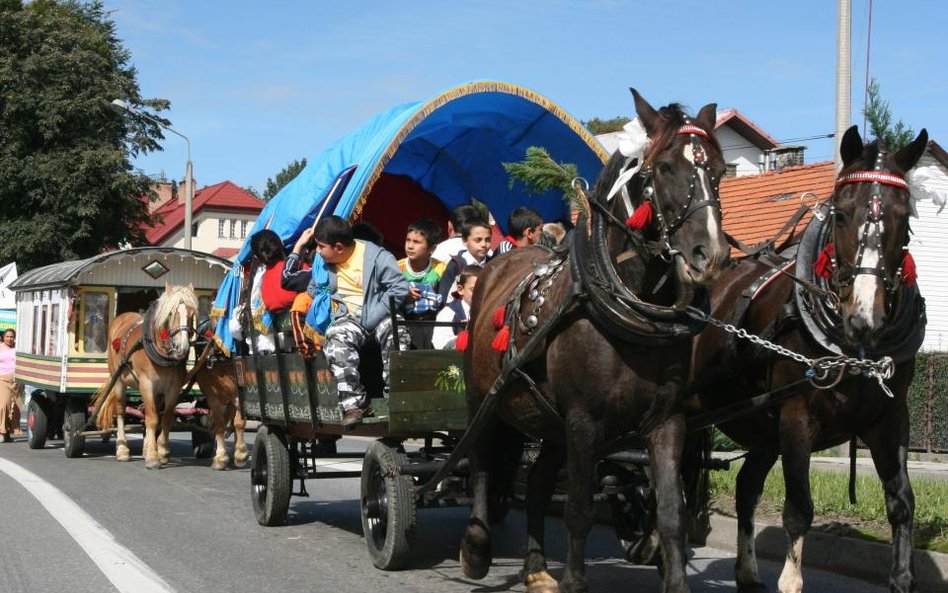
[102,0,945,192]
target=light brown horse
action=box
[190,342,249,470]
[92,284,198,469]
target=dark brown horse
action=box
[460,89,730,593]
[691,126,928,593]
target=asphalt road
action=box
[0,430,888,593]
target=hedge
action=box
[907,352,948,453]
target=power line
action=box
[719,132,835,152]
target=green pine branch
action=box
[503,146,585,214]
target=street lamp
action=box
[111,99,194,250]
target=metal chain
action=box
[685,306,896,397]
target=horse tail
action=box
[91,381,118,430]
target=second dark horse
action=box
[460,89,730,593]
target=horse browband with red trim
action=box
[835,171,909,191]
[676,124,710,139]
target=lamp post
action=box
[111,99,194,250]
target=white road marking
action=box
[0,457,176,593]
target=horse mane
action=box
[153,285,198,332]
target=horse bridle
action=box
[158,303,197,357]
[827,150,911,302]
[637,121,722,260]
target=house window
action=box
[725,163,738,178]
[240,220,248,238]
[218,219,226,239]
[230,220,238,239]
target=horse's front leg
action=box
[460,418,496,580]
[206,395,230,470]
[777,401,814,593]
[862,404,915,593]
[140,386,161,469]
[113,383,131,462]
[559,410,600,593]
[156,395,177,466]
[232,404,249,468]
[647,412,689,593]
[523,440,565,593]
[734,448,779,593]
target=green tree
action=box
[0,0,168,272]
[583,116,630,135]
[264,158,307,202]
[863,77,915,151]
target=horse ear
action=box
[694,102,717,136]
[840,125,864,167]
[164,281,171,294]
[188,282,194,292]
[630,88,660,137]
[894,128,928,173]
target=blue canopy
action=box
[212,80,608,353]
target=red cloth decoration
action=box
[112,338,121,352]
[491,325,511,352]
[204,328,214,338]
[492,306,507,329]
[626,200,653,230]
[160,328,169,340]
[900,251,917,286]
[814,243,835,279]
[455,329,469,352]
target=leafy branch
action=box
[503,147,585,215]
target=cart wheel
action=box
[611,484,662,569]
[192,429,215,459]
[250,426,291,526]
[360,439,416,570]
[62,400,86,459]
[27,397,49,449]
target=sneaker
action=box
[341,407,365,428]
[1,434,12,443]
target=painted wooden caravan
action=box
[8,247,230,453]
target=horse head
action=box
[829,125,928,349]
[155,282,199,360]
[595,89,729,308]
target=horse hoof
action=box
[211,458,228,471]
[145,458,162,470]
[116,450,131,462]
[459,542,490,580]
[525,571,559,593]
[233,451,249,468]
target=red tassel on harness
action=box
[160,328,169,340]
[626,200,653,230]
[900,251,917,286]
[814,243,835,279]
[492,306,506,329]
[455,329,470,352]
[491,325,511,352]
[112,338,121,352]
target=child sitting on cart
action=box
[432,265,480,350]
[398,218,446,349]
[250,228,317,355]
[307,216,411,427]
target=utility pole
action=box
[835,0,852,171]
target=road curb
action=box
[707,513,948,592]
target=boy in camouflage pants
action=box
[310,216,411,426]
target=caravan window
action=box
[82,291,109,354]
[48,303,60,356]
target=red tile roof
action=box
[211,247,240,259]
[715,109,781,150]
[144,181,264,245]
[719,161,836,256]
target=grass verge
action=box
[708,461,948,553]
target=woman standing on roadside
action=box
[0,329,21,442]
